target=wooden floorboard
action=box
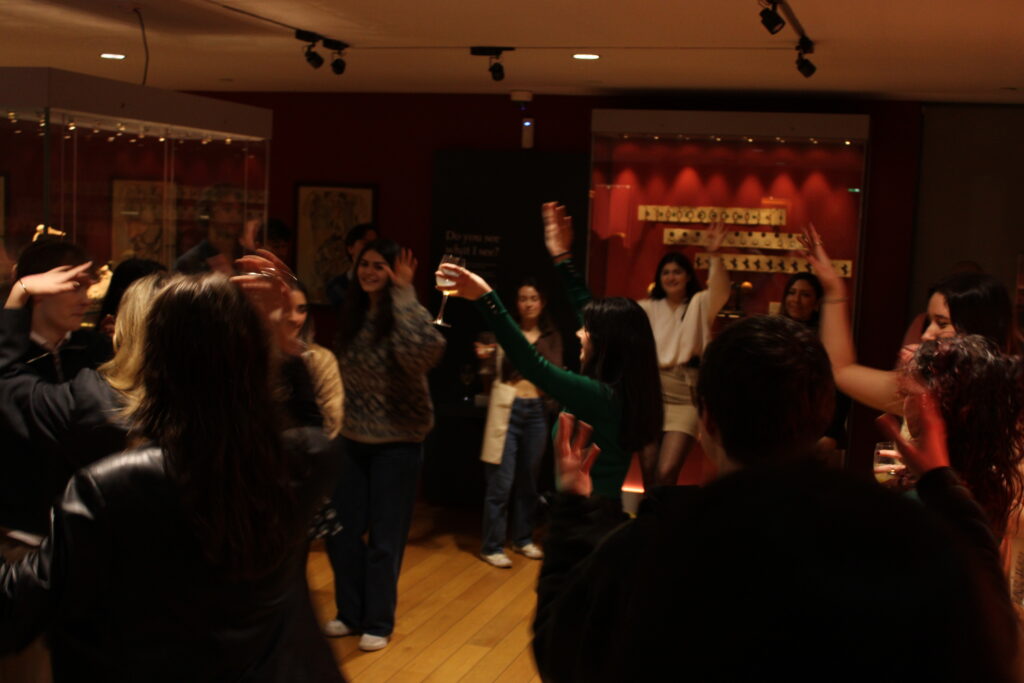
[306,502,542,682]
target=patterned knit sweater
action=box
[337,285,446,444]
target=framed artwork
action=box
[111,179,177,266]
[296,184,375,304]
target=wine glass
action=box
[433,254,464,327]
[872,441,905,484]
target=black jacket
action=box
[0,427,344,682]
[533,465,1019,683]
[0,308,323,535]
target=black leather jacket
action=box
[0,427,345,682]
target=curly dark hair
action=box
[909,336,1024,537]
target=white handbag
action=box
[480,347,516,464]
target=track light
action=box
[304,44,324,69]
[295,29,322,44]
[759,2,785,34]
[471,46,514,82]
[795,53,816,78]
[321,38,349,75]
[489,58,504,82]
[795,36,816,77]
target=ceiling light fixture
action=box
[323,38,350,75]
[489,58,504,82]
[100,53,126,60]
[471,46,514,82]
[573,53,600,60]
[759,2,785,34]
[304,44,324,69]
[795,36,816,78]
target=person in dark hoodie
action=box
[534,315,1018,683]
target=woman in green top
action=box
[440,202,663,499]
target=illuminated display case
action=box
[0,68,271,271]
[588,109,869,318]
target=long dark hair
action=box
[512,277,554,334]
[933,273,1019,354]
[131,275,296,578]
[909,336,1024,537]
[338,238,400,351]
[580,297,663,452]
[649,252,702,301]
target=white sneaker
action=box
[359,634,389,651]
[323,619,356,637]
[480,551,513,568]
[513,542,544,560]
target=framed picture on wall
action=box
[295,184,375,304]
[111,179,177,266]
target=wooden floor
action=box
[306,503,543,682]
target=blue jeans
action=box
[326,438,422,637]
[481,397,547,554]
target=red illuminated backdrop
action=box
[589,136,865,315]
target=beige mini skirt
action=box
[660,365,700,436]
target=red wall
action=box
[2,91,922,465]
[192,92,925,468]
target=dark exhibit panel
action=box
[422,149,588,505]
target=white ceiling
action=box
[1,0,1022,103]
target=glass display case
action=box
[588,109,869,319]
[0,68,271,276]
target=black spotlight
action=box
[331,56,346,75]
[304,44,324,69]
[471,46,514,82]
[760,2,785,34]
[489,59,505,82]
[796,53,816,78]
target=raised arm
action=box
[543,201,591,323]
[803,226,902,414]
[385,250,445,375]
[441,264,613,420]
[703,222,731,325]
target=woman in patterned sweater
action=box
[323,239,445,652]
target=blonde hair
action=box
[98,272,176,400]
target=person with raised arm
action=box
[0,272,345,682]
[803,224,1019,415]
[637,223,730,487]
[532,315,1018,683]
[439,202,662,502]
[322,239,445,652]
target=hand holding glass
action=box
[433,254,464,327]
[873,441,906,484]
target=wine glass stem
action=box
[436,293,450,321]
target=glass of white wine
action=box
[872,441,905,485]
[433,254,464,327]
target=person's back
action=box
[533,316,1018,682]
[1,428,339,682]
[0,274,345,681]
[638,463,1016,682]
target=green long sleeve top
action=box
[474,259,627,499]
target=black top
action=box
[534,463,1018,683]
[0,428,345,683]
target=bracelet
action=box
[16,279,29,296]
[822,297,848,304]
[551,251,571,260]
